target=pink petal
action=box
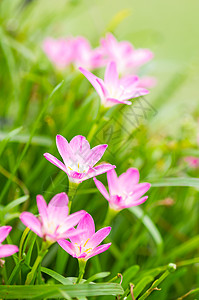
[0,226,12,243]
[61,210,87,233]
[43,153,68,174]
[104,61,118,88]
[131,182,151,199]
[83,164,116,181]
[96,78,108,98]
[36,195,48,224]
[20,212,42,237]
[87,144,108,167]
[56,135,75,166]
[87,227,111,249]
[93,177,110,201]
[106,98,132,106]
[130,49,154,67]
[107,169,118,195]
[118,168,140,191]
[57,239,76,257]
[86,243,111,260]
[76,213,95,242]
[126,195,148,207]
[138,76,157,88]
[0,244,19,258]
[121,88,149,101]
[79,67,104,100]
[69,135,90,159]
[119,75,139,89]
[47,193,69,224]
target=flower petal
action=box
[87,227,111,249]
[83,164,116,181]
[126,195,148,207]
[60,210,87,234]
[20,212,42,237]
[57,239,76,257]
[104,61,118,88]
[43,153,68,173]
[69,135,90,162]
[76,213,95,242]
[106,97,132,106]
[79,67,104,99]
[88,144,108,167]
[86,243,111,260]
[36,195,48,224]
[0,226,12,244]
[118,168,140,192]
[0,244,19,258]
[56,135,75,166]
[131,182,151,199]
[47,193,69,224]
[107,169,118,195]
[93,177,110,201]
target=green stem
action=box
[76,259,87,284]
[87,106,108,143]
[25,241,49,285]
[68,181,79,214]
[103,207,118,226]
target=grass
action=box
[0,0,199,299]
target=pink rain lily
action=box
[0,226,18,258]
[20,193,86,243]
[79,61,149,107]
[43,38,74,69]
[58,213,111,261]
[44,135,115,183]
[184,156,199,169]
[100,33,154,76]
[73,36,105,70]
[94,168,151,211]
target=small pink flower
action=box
[73,36,105,70]
[94,168,151,211]
[58,213,111,261]
[79,61,149,107]
[44,135,115,183]
[20,193,86,243]
[184,156,199,169]
[0,226,18,258]
[100,33,154,75]
[43,38,74,69]
[137,76,157,89]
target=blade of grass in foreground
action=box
[150,177,199,188]
[0,283,124,298]
[0,81,64,204]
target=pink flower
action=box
[0,226,18,258]
[94,168,151,211]
[44,135,115,183]
[58,213,111,261]
[184,156,199,169]
[20,193,86,243]
[79,61,149,107]
[100,33,154,75]
[43,38,74,69]
[73,36,105,70]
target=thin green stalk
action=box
[68,181,79,214]
[25,241,49,285]
[76,259,87,284]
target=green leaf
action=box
[41,267,73,285]
[150,177,199,188]
[122,265,140,290]
[127,276,154,299]
[128,207,163,255]
[0,283,124,298]
[85,272,110,283]
[3,195,28,214]
[0,126,23,157]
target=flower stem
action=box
[103,207,118,226]
[76,259,87,284]
[68,181,79,214]
[25,241,49,285]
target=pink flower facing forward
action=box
[79,61,149,107]
[0,226,18,258]
[58,213,111,261]
[94,168,151,211]
[73,36,105,70]
[184,156,199,169]
[20,193,86,243]
[44,135,115,184]
[43,38,74,69]
[100,33,154,76]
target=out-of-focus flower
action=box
[94,168,151,211]
[73,36,105,70]
[58,213,111,261]
[0,226,18,258]
[137,76,157,89]
[79,61,149,107]
[44,135,115,183]
[100,33,154,76]
[20,193,86,243]
[43,38,74,69]
[184,156,199,168]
